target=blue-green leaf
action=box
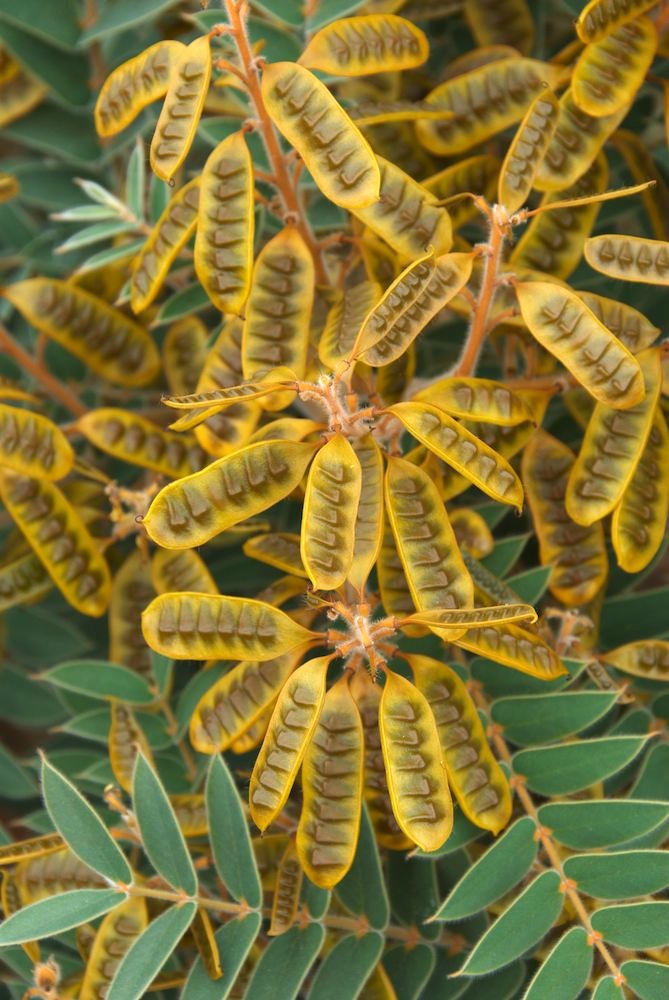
[523,927,592,1000]
[107,902,196,1000]
[383,943,436,1000]
[40,660,155,705]
[591,902,669,949]
[621,960,669,1000]
[80,0,181,43]
[307,932,383,1000]
[491,691,618,746]
[0,889,124,945]
[512,736,649,796]
[336,804,389,931]
[538,801,669,849]
[590,976,626,1000]
[0,19,89,106]
[245,925,325,1000]
[564,850,669,899]
[206,755,262,909]
[505,565,552,604]
[0,0,79,49]
[182,913,262,1000]
[125,140,145,220]
[0,743,37,800]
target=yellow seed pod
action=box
[522,430,608,606]
[250,654,331,831]
[0,68,46,128]
[603,639,669,680]
[170,794,208,837]
[142,439,318,548]
[250,418,325,444]
[14,849,106,904]
[572,17,656,118]
[465,0,533,53]
[194,132,254,315]
[350,251,435,356]
[350,99,447,127]
[423,154,500,231]
[498,89,559,214]
[163,317,209,396]
[611,408,669,573]
[402,604,536,631]
[447,508,494,560]
[130,177,200,314]
[0,471,110,617]
[319,282,381,368]
[389,401,524,509]
[94,40,184,136]
[78,409,206,479]
[514,280,644,408]
[268,839,303,937]
[165,373,298,424]
[414,377,531,426]
[299,15,428,75]
[191,908,223,978]
[0,834,65,867]
[253,833,291,891]
[0,404,73,481]
[566,347,662,526]
[262,62,380,209]
[576,0,657,42]
[455,623,567,680]
[79,896,148,999]
[376,517,425,635]
[109,700,154,793]
[379,668,453,853]
[352,156,453,261]
[151,548,218,595]
[0,379,39,405]
[150,35,211,182]
[297,674,364,889]
[347,435,384,593]
[613,129,669,242]
[408,654,512,834]
[1,280,160,388]
[301,435,362,591]
[584,235,669,285]
[230,702,274,754]
[243,533,307,578]
[376,341,415,405]
[142,592,317,662]
[109,549,154,679]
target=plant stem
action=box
[453,206,506,377]
[0,325,86,418]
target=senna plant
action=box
[1,0,669,996]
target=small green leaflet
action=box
[306,932,383,999]
[182,913,262,1000]
[336,804,390,931]
[512,736,649,796]
[591,902,669,949]
[40,660,155,705]
[0,889,124,945]
[388,854,440,940]
[564,850,669,899]
[523,927,592,1000]
[106,902,197,1000]
[0,743,37,800]
[384,943,436,1000]
[538,800,669,849]
[590,976,626,1000]
[491,691,618,746]
[206,755,262,909]
[621,960,669,1000]
[244,924,326,1000]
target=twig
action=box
[0,325,86,418]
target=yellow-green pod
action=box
[194,131,254,315]
[350,99,447,126]
[297,674,364,889]
[0,68,46,128]
[1,280,160,388]
[109,701,154,794]
[319,282,381,368]
[515,280,644,408]
[301,434,362,591]
[142,439,318,548]
[465,0,533,53]
[256,575,309,609]
[130,177,200,314]
[79,896,148,1000]
[612,129,669,243]
[243,533,307,578]
[253,833,291,890]
[401,604,537,631]
[15,849,106,903]
[151,548,218,595]
[249,654,331,831]
[262,61,380,210]
[576,0,658,42]
[376,341,415,405]
[150,35,211,182]
[584,235,669,286]
[0,404,73,481]
[142,592,317,662]
[360,963,396,1000]
[454,623,567,680]
[0,834,65,867]
[94,40,184,136]
[408,654,512,834]
[389,401,524,509]
[347,435,384,594]
[78,409,206,479]
[171,794,208,838]
[611,408,669,573]
[250,418,325,444]
[167,374,298,421]
[449,507,494,559]
[603,639,669,681]
[522,429,608,606]
[299,15,428,75]
[566,347,662,526]
[0,379,39,405]
[376,516,425,634]
[423,154,500,231]
[268,838,303,937]
[417,58,564,156]
[350,251,435,358]
[572,17,656,118]
[109,549,154,680]
[379,668,452,853]
[191,907,223,978]
[230,702,274,754]
[498,89,559,214]
[414,376,531,426]
[0,471,110,617]
[163,317,209,395]
[352,156,452,261]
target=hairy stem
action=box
[453,206,506,377]
[0,325,86,418]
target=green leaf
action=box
[383,943,436,1000]
[56,220,135,255]
[512,736,649,796]
[206,755,262,909]
[491,691,618,747]
[0,888,124,945]
[389,854,440,939]
[194,13,301,62]
[0,664,65,728]
[0,0,80,49]
[417,808,485,858]
[590,976,626,1000]
[631,743,669,801]
[621,960,669,1000]
[591,902,669,949]
[76,239,145,275]
[125,140,145,221]
[182,913,262,1000]
[306,932,383,1000]
[307,0,366,31]
[300,876,330,920]
[152,282,211,326]
[40,660,155,705]
[132,752,197,895]
[250,0,303,28]
[336,804,389,931]
[456,871,563,976]
[107,901,196,1000]
[41,756,132,884]
[6,607,91,666]
[481,534,528,577]
[538,800,669,849]
[80,0,182,43]
[457,962,525,999]
[0,20,90,106]
[523,927,592,1000]
[54,205,121,222]
[601,586,669,646]
[432,818,538,922]
[0,743,38,800]
[245,924,325,1000]
[470,657,578,699]
[564,850,669,899]
[505,566,552,604]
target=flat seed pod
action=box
[0,471,110,617]
[350,99,447,126]
[603,640,669,680]
[243,533,307,578]
[262,62,380,210]
[230,703,274,754]
[0,68,46,128]
[576,0,657,42]
[514,281,644,408]
[414,376,531,426]
[163,317,208,396]
[299,15,428,75]
[379,668,452,853]
[0,834,64,867]
[565,348,662,525]
[376,517,424,634]
[249,655,331,831]
[250,418,324,444]
[242,228,314,381]
[142,439,318,548]
[150,35,211,182]
[94,40,184,136]
[171,795,208,838]
[454,623,567,680]
[142,593,317,661]
[301,434,362,591]
[584,235,669,285]
[402,605,537,630]
[389,401,524,508]
[194,132,254,315]
[164,372,297,417]
[465,0,533,53]
[611,408,669,573]
[450,507,494,558]
[0,404,73,481]
[1,280,160,388]
[375,341,415,405]
[14,849,106,903]
[109,701,154,793]
[268,839,303,936]
[423,154,500,231]
[348,435,384,593]
[191,907,223,978]
[417,59,564,156]
[498,89,559,214]
[109,549,154,680]
[522,430,608,606]
[572,17,656,118]
[319,282,381,368]
[612,129,669,242]
[78,409,206,479]
[409,654,512,834]
[151,548,218,595]
[352,156,452,261]
[350,250,435,357]
[130,177,200,314]
[79,896,148,1000]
